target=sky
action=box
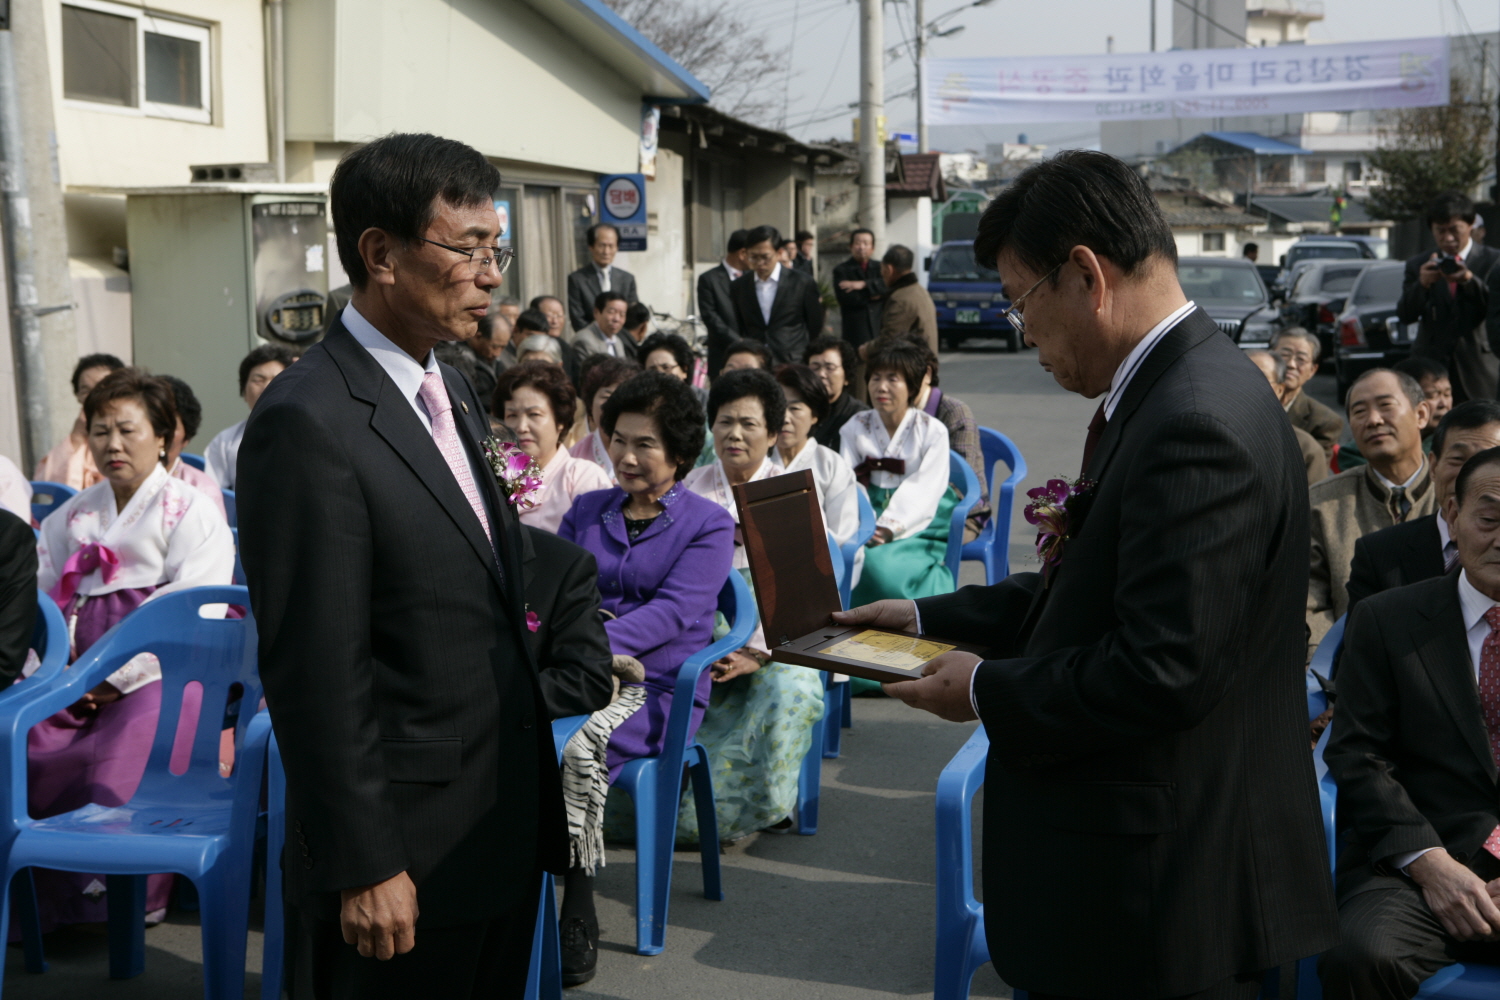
[757,0,1500,149]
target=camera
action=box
[1437,254,1465,276]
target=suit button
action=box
[521,715,535,729]
[294,820,303,832]
[303,859,314,870]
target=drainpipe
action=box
[266,0,286,181]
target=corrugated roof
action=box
[888,153,947,200]
[1251,195,1383,225]
[1200,131,1314,155]
[1161,207,1261,228]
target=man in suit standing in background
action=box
[836,150,1337,998]
[1401,191,1499,403]
[1322,446,1500,997]
[1346,400,1500,614]
[697,229,747,377]
[731,224,824,365]
[566,223,638,334]
[876,244,938,355]
[239,133,602,998]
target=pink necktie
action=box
[417,372,492,544]
[1478,606,1500,859]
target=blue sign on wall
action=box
[599,173,647,252]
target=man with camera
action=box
[1399,191,1499,403]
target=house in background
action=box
[1150,174,1273,261]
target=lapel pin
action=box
[461,401,469,413]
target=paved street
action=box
[4,340,1094,999]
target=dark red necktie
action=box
[1081,402,1107,475]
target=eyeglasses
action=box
[421,238,516,276]
[647,360,684,375]
[1000,261,1065,335]
[745,251,777,265]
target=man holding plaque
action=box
[836,151,1338,999]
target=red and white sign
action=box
[604,177,642,220]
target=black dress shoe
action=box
[560,916,599,987]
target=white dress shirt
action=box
[204,419,246,490]
[724,260,743,281]
[597,265,612,293]
[1393,569,1498,872]
[1371,461,1426,493]
[755,263,782,324]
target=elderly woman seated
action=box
[569,356,641,482]
[774,363,859,551]
[558,371,734,984]
[32,368,235,932]
[493,361,611,533]
[681,369,827,842]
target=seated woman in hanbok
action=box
[33,353,124,490]
[841,337,954,608]
[568,355,641,483]
[558,371,734,984]
[773,364,860,553]
[494,361,612,534]
[31,368,235,931]
[681,369,827,842]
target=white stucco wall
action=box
[616,147,688,318]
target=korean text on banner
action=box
[924,36,1450,126]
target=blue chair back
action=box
[960,430,1028,584]
[179,453,206,472]
[827,531,845,602]
[1308,615,1344,721]
[27,592,68,688]
[221,489,236,528]
[945,452,982,587]
[0,586,261,831]
[29,481,75,525]
[839,490,876,610]
[231,528,245,586]
[935,725,990,1000]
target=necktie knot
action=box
[418,372,452,419]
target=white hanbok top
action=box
[684,456,785,654]
[204,419,246,490]
[568,428,615,483]
[0,454,30,521]
[781,438,859,548]
[518,448,613,535]
[839,408,950,542]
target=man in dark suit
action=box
[1346,400,1500,614]
[239,133,603,999]
[730,224,824,366]
[566,224,638,334]
[1321,446,1500,997]
[836,150,1337,998]
[0,508,36,691]
[1401,190,1500,403]
[696,229,747,377]
[832,228,884,349]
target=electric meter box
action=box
[123,185,331,443]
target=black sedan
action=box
[1332,262,1410,399]
[1176,257,1278,348]
[1279,259,1380,362]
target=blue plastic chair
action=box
[263,729,287,1000]
[960,429,1028,585]
[29,481,75,525]
[519,714,590,1000]
[612,571,754,955]
[934,725,990,1000]
[839,489,877,612]
[231,529,245,586]
[793,549,837,834]
[222,489,237,528]
[945,452,982,588]
[180,452,207,472]
[824,534,848,759]
[0,586,268,999]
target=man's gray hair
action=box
[516,334,564,365]
[1346,367,1426,412]
[493,295,521,309]
[1270,326,1321,363]
[1245,349,1287,384]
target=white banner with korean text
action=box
[924,37,1450,125]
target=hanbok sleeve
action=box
[35,497,70,596]
[838,412,864,468]
[877,416,950,541]
[154,490,236,598]
[818,447,860,547]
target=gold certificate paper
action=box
[822,631,957,673]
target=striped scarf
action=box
[563,684,648,874]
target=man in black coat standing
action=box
[238,133,607,999]
[832,228,884,349]
[1400,191,1500,403]
[730,224,824,365]
[566,223,638,334]
[837,150,1337,999]
[696,229,747,377]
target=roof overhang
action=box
[519,0,710,104]
[1198,131,1314,156]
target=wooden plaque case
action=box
[731,470,986,685]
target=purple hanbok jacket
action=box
[559,482,735,776]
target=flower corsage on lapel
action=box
[482,437,544,511]
[1024,476,1097,583]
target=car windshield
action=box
[930,246,1001,283]
[1288,243,1363,266]
[1353,266,1405,305]
[1177,264,1265,306]
[1318,266,1369,294]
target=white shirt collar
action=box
[342,303,440,429]
[1371,460,1425,492]
[1102,302,1197,420]
[757,263,782,286]
[1458,239,1474,263]
[724,260,743,281]
[1459,569,1497,634]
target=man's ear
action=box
[1444,493,1460,528]
[1415,398,1434,431]
[1069,245,1108,310]
[359,227,399,287]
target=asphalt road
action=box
[4,338,1093,999]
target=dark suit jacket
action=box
[519,526,615,720]
[915,308,1338,997]
[1345,513,1445,616]
[0,510,36,691]
[696,263,739,377]
[730,265,824,366]
[832,257,885,347]
[238,317,568,928]
[566,265,638,334]
[1326,572,1500,901]
[1401,245,1500,402]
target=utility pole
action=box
[0,0,50,467]
[1150,0,1156,51]
[858,0,887,247]
[915,0,927,153]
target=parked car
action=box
[1271,238,1374,300]
[1333,262,1412,399]
[1279,259,1380,362]
[1176,257,1278,348]
[925,240,1016,352]
[1255,263,1281,291]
